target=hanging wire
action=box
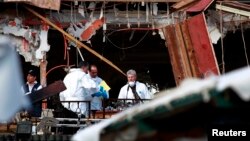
[102,1,106,56]
[70,2,74,23]
[50,9,52,20]
[171,13,174,24]
[103,1,106,19]
[167,2,170,24]
[137,3,140,27]
[74,1,77,23]
[15,3,19,17]
[219,2,225,74]
[146,2,149,23]
[67,50,70,66]
[150,2,155,29]
[46,65,75,77]
[126,3,130,28]
[61,2,122,11]
[240,18,249,66]
[114,2,117,17]
[63,35,68,60]
[105,30,149,50]
[77,47,85,61]
[83,2,89,18]
[203,63,224,78]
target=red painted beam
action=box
[186,13,220,76]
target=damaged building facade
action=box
[0,0,250,140]
[0,0,249,89]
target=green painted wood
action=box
[103,89,223,132]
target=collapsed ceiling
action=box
[0,0,249,67]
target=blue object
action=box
[91,86,108,99]
[92,92,102,97]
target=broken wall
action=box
[164,13,220,85]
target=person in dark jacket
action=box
[22,69,42,117]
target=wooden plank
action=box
[180,21,201,78]
[40,60,47,87]
[216,4,250,17]
[164,26,185,85]
[187,0,214,12]
[172,0,198,9]
[174,24,193,78]
[186,13,220,76]
[163,13,219,84]
[27,80,66,103]
[222,1,250,12]
[40,59,47,109]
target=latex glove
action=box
[99,86,108,99]
[91,92,102,97]
[100,86,105,93]
[91,87,108,99]
[101,91,108,99]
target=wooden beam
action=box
[40,58,47,109]
[172,0,197,9]
[27,81,66,103]
[164,13,220,84]
[216,4,250,17]
[180,21,201,78]
[186,0,214,12]
[186,13,220,76]
[24,6,126,77]
[40,58,47,87]
[175,24,193,78]
[164,25,185,85]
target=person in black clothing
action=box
[22,70,42,117]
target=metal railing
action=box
[41,98,151,119]
[100,98,151,119]
[59,100,91,118]
[8,99,151,135]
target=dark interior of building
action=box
[214,28,250,74]
[20,28,176,101]
[20,27,250,99]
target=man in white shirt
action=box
[118,69,151,104]
[59,61,99,117]
[86,64,109,110]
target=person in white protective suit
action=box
[118,69,152,104]
[86,64,110,111]
[59,61,99,117]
